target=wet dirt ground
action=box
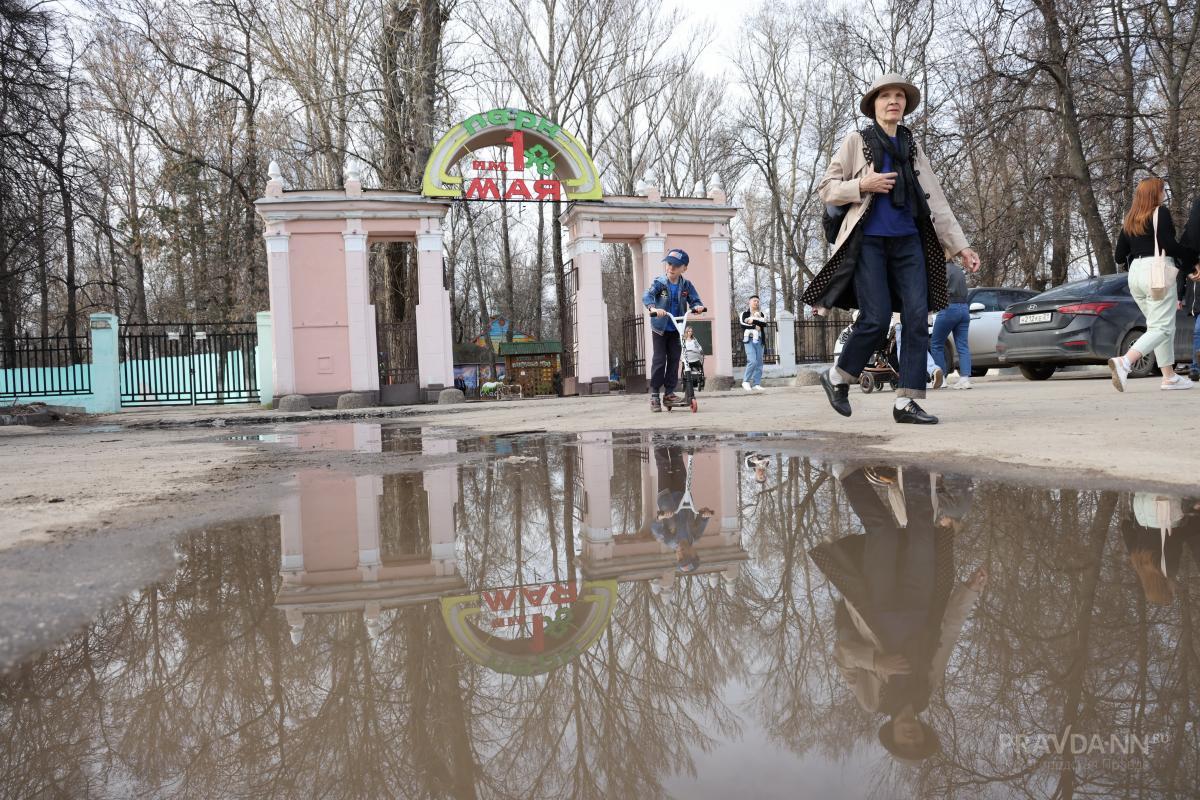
[0,422,1196,798]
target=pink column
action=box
[343,219,378,392]
[718,447,740,542]
[265,227,296,396]
[639,231,665,387]
[709,221,734,381]
[580,432,614,560]
[423,432,458,575]
[569,221,609,392]
[356,475,382,580]
[415,220,454,394]
[279,493,304,582]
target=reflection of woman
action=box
[744,452,771,485]
[810,467,986,762]
[651,444,712,573]
[1122,493,1200,604]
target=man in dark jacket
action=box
[1181,197,1200,381]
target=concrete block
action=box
[336,391,377,409]
[276,394,311,412]
[792,370,824,387]
[437,388,466,405]
[709,376,735,391]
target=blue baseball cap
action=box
[664,248,689,267]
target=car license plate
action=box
[1019,312,1052,324]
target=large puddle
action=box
[1,425,1197,798]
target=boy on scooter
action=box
[642,248,706,412]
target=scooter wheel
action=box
[690,399,698,413]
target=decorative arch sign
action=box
[440,579,618,676]
[422,108,603,202]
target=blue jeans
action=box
[1192,315,1200,370]
[743,340,764,385]
[931,303,971,376]
[836,234,929,398]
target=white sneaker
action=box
[752,385,764,392]
[1108,356,1129,392]
[742,382,752,391]
[1161,375,1194,391]
[952,378,973,390]
[929,367,944,389]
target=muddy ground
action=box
[2,366,1195,550]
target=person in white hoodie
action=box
[682,326,705,390]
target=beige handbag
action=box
[1149,208,1178,301]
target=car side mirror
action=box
[969,302,986,312]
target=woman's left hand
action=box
[957,248,981,272]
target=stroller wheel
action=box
[888,378,899,391]
[859,372,876,394]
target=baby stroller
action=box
[683,352,706,392]
[856,320,900,394]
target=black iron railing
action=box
[794,318,849,363]
[731,320,780,367]
[378,318,419,387]
[119,322,258,406]
[0,333,93,400]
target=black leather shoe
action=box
[820,372,852,417]
[893,400,938,424]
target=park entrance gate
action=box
[119,322,259,406]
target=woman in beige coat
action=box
[808,74,979,425]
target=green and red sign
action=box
[439,579,618,675]
[422,108,603,202]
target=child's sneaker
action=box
[650,394,662,412]
[663,393,680,405]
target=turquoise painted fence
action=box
[120,350,254,405]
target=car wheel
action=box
[970,367,988,378]
[1019,363,1056,381]
[1119,330,1157,378]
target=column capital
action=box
[417,232,444,252]
[265,232,291,253]
[709,237,730,254]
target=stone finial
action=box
[344,160,363,197]
[266,160,284,197]
[691,179,704,197]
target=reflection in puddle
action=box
[1,427,1198,798]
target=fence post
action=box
[89,312,120,413]
[256,311,274,407]
[776,309,797,375]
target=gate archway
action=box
[255,110,736,405]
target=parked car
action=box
[832,286,1039,377]
[996,273,1193,380]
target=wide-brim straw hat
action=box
[860,73,921,117]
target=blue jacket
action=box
[642,275,704,334]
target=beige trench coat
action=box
[801,129,970,313]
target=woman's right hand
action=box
[860,168,898,194]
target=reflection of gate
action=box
[620,313,646,393]
[119,322,258,406]
[562,260,577,379]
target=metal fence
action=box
[0,333,93,400]
[620,313,645,387]
[378,318,419,387]
[119,322,258,406]
[731,321,781,367]
[794,318,850,363]
[562,260,577,379]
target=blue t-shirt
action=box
[863,138,919,237]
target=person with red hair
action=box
[1109,178,1198,391]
